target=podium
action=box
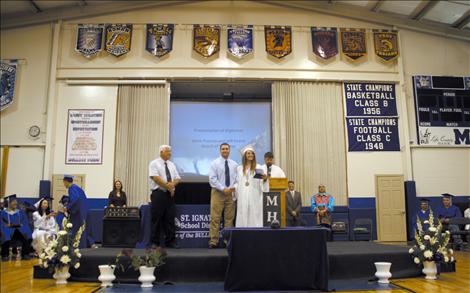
[263,178,288,228]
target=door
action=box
[375,175,406,242]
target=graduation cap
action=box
[34,196,54,209]
[418,198,430,203]
[63,174,74,182]
[3,194,18,208]
[60,195,70,205]
[441,193,454,199]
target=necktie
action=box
[225,160,230,187]
[165,162,172,182]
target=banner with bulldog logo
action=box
[146,24,174,57]
[105,24,132,57]
[340,28,367,61]
[0,60,17,111]
[264,26,292,58]
[227,25,253,58]
[311,27,338,60]
[76,24,104,58]
[193,25,220,57]
[373,29,399,62]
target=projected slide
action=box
[170,101,272,181]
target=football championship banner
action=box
[227,25,253,58]
[373,29,399,62]
[413,75,470,146]
[146,24,174,57]
[344,82,400,151]
[66,109,105,164]
[311,27,338,60]
[193,25,221,57]
[265,26,292,58]
[105,24,132,57]
[340,28,367,61]
[0,60,17,111]
[76,24,104,58]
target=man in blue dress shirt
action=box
[62,175,88,248]
[437,193,463,250]
[208,143,238,248]
[1,195,32,261]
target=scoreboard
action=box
[413,76,470,146]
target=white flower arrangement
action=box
[38,217,85,273]
[409,208,454,265]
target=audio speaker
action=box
[39,180,51,198]
[102,218,140,248]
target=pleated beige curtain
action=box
[114,84,170,206]
[272,81,348,206]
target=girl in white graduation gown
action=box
[32,199,56,253]
[234,147,268,227]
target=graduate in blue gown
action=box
[62,175,88,248]
[412,198,435,234]
[437,193,463,249]
[1,195,33,261]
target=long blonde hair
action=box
[242,150,257,175]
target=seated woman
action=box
[108,180,127,208]
[32,198,56,254]
[1,195,32,261]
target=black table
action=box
[223,227,329,291]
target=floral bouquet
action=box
[39,217,85,272]
[408,209,454,265]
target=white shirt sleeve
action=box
[149,160,160,178]
[32,211,43,229]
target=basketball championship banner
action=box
[76,24,104,58]
[344,82,400,151]
[193,25,221,57]
[0,60,17,111]
[340,28,367,61]
[146,24,174,57]
[227,25,253,58]
[413,75,470,146]
[373,29,399,62]
[105,24,132,57]
[311,27,338,60]
[264,26,292,58]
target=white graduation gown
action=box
[234,164,268,227]
[261,164,286,191]
[32,211,56,253]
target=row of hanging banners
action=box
[76,24,399,61]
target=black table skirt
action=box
[223,227,329,291]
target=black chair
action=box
[352,218,373,241]
[331,219,349,241]
[447,218,470,248]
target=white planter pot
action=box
[422,261,437,280]
[98,265,116,287]
[138,266,156,288]
[53,265,70,285]
[374,262,392,284]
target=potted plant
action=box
[408,209,455,280]
[130,247,166,288]
[38,218,84,285]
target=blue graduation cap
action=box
[63,174,74,182]
[3,194,18,207]
[60,195,70,205]
[418,198,430,203]
[441,193,454,199]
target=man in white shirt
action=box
[208,143,238,248]
[148,145,181,248]
[261,152,286,191]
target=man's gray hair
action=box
[159,145,171,152]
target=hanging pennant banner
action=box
[340,28,367,61]
[227,25,253,58]
[193,25,221,57]
[311,27,338,60]
[373,29,399,62]
[146,24,174,57]
[105,24,132,57]
[76,24,104,58]
[0,60,17,111]
[264,26,292,59]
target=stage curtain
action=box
[272,81,347,206]
[114,84,170,206]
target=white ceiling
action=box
[0,0,469,37]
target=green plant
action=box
[130,247,166,270]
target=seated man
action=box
[412,198,436,234]
[1,195,33,261]
[437,193,464,250]
[311,184,334,226]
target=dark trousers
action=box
[1,229,32,257]
[151,189,176,246]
